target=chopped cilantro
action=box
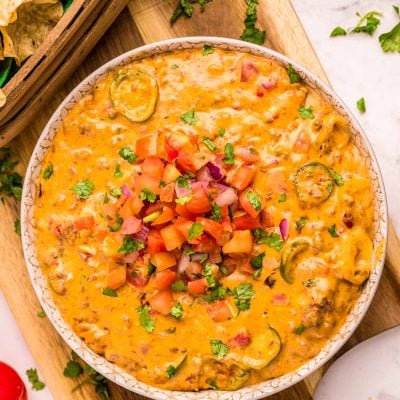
[203,286,227,303]
[113,163,123,178]
[328,224,339,238]
[287,63,301,84]
[181,110,198,125]
[110,187,122,198]
[176,172,195,188]
[140,188,157,203]
[209,204,222,222]
[147,263,157,276]
[277,193,287,203]
[71,180,94,199]
[246,190,262,211]
[202,44,214,55]
[119,146,138,163]
[298,106,314,119]
[188,222,203,240]
[103,192,110,204]
[109,212,123,232]
[138,305,155,333]
[0,148,23,201]
[250,252,265,269]
[253,229,283,251]
[240,0,266,45]
[231,282,254,311]
[43,162,53,179]
[14,218,21,236]
[379,6,400,52]
[330,26,347,37]
[118,235,145,254]
[64,360,83,378]
[26,368,45,391]
[217,127,226,137]
[253,268,262,279]
[295,216,308,232]
[222,143,235,164]
[352,11,382,35]
[220,265,229,275]
[172,280,188,292]
[37,309,46,318]
[295,324,305,335]
[166,365,176,379]
[357,97,366,113]
[203,137,217,152]
[202,262,216,287]
[210,339,230,358]
[170,303,184,319]
[175,195,193,205]
[102,287,118,297]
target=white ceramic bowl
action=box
[21,37,388,399]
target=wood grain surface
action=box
[0,1,398,399]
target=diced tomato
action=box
[163,164,181,183]
[115,194,128,209]
[236,146,259,163]
[150,251,177,271]
[231,165,256,191]
[232,214,261,230]
[107,264,127,290]
[134,173,161,196]
[152,206,174,226]
[192,234,215,253]
[119,194,144,219]
[175,203,196,220]
[207,300,232,322]
[102,234,123,258]
[149,290,174,315]
[160,224,185,251]
[188,278,208,295]
[261,209,275,228]
[141,157,165,180]
[176,151,197,173]
[135,134,158,160]
[185,261,203,280]
[187,186,211,214]
[74,216,95,230]
[145,201,164,216]
[153,269,177,290]
[167,131,196,153]
[239,189,262,218]
[228,332,251,348]
[239,260,255,275]
[120,216,142,234]
[196,217,224,244]
[174,217,193,239]
[240,60,259,82]
[222,230,253,254]
[147,230,166,253]
[159,182,175,203]
[95,229,108,241]
[127,269,150,288]
[164,141,179,161]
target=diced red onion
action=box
[132,225,150,243]
[175,184,192,198]
[241,60,258,82]
[178,253,190,274]
[206,162,224,181]
[190,252,208,262]
[192,181,209,191]
[279,218,289,241]
[272,293,287,304]
[121,184,132,198]
[211,182,230,194]
[215,187,238,206]
[121,251,139,264]
[197,166,213,182]
[259,77,277,90]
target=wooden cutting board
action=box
[0,1,399,399]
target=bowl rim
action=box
[21,36,388,399]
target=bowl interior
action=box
[21,37,388,400]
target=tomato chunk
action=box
[150,252,177,271]
[149,290,174,315]
[188,278,208,295]
[222,230,253,254]
[141,157,165,180]
[134,173,161,196]
[196,217,224,244]
[74,216,95,230]
[136,134,158,160]
[153,269,177,290]
[127,269,149,288]
[236,146,259,163]
[163,163,181,183]
[232,214,261,230]
[118,194,144,219]
[231,165,256,191]
[160,224,185,251]
[152,206,174,225]
[147,230,166,253]
[187,186,211,214]
[239,189,262,218]
[207,300,232,322]
[120,216,142,234]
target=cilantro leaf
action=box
[277,193,287,203]
[102,287,118,297]
[253,229,283,251]
[181,110,198,125]
[166,365,176,379]
[175,195,193,205]
[295,324,305,335]
[217,127,226,137]
[357,97,366,113]
[330,26,347,37]
[298,106,314,119]
[379,6,400,52]
[0,148,23,201]
[203,137,217,152]
[138,305,155,333]
[240,0,266,45]
[37,309,46,318]
[118,235,145,254]
[119,146,138,163]
[295,216,308,232]
[250,252,265,269]
[231,282,255,311]
[328,224,339,238]
[209,204,222,222]
[188,222,203,240]
[170,0,193,24]
[202,44,214,55]
[222,143,235,164]
[210,339,230,358]
[352,11,382,35]
[110,187,122,198]
[202,262,216,287]
[26,368,45,391]
[203,286,227,303]
[170,303,184,319]
[176,172,195,188]
[109,212,123,232]
[246,190,262,211]
[43,162,53,179]
[140,188,157,203]
[71,180,94,199]
[172,280,188,292]
[64,360,83,378]
[113,163,123,178]
[287,63,301,84]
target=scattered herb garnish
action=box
[250,252,265,269]
[379,6,400,52]
[352,11,382,35]
[287,63,301,84]
[204,286,227,302]
[37,309,46,318]
[113,163,123,178]
[26,368,45,391]
[298,106,314,119]
[140,188,157,203]
[14,218,21,236]
[295,216,308,232]
[170,303,184,319]
[176,172,195,189]
[253,229,283,251]
[202,44,214,55]
[0,148,23,201]
[209,204,222,222]
[109,212,123,232]
[202,262,216,287]
[330,26,347,37]
[357,97,366,113]
[222,143,235,164]
[64,360,83,378]
[188,222,204,240]
[217,127,226,137]
[102,287,118,297]
[172,280,188,292]
[119,146,138,163]
[181,110,199,125]
[147,263,157,276]
[295,324,305,335]
[277,193,287,203]
[110,187,122,198]
[43,162,54,179]
[328,224,339,238]
[71,180,94,199]
[240,0,266,45]
[210,339,230,358]
[203,137,217,152]
[138,305,155,333]
[246,190,262,211]
[231,282,255,311]
[118,235,145,254]
[166,365,176,379]
[170,0,212,24]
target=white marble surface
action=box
[0,2,399,398]
[292,0,400,235]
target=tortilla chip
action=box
[0,88,6,107]
[1,1,63,65]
